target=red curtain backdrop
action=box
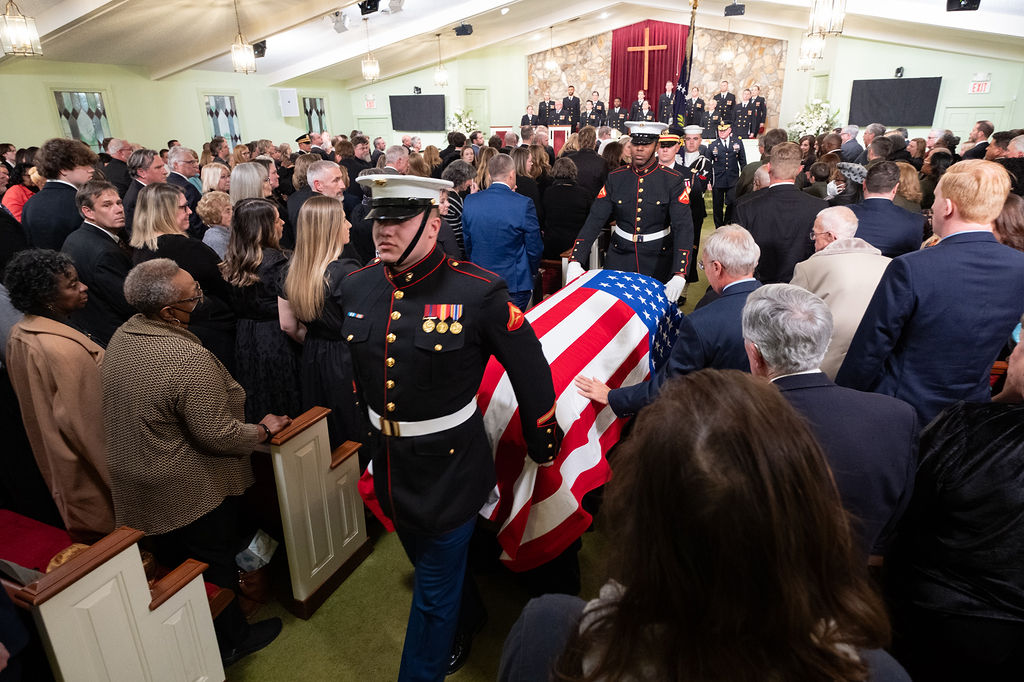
[610,20,687,106]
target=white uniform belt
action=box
[613,226,671,243]
[368,398,477,438]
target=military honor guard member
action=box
[607,97,629,133]
[734,89,758,139]
[629,90,647,122]
[640,101,656,122]
[657,131,685,172]
[658,80,676,125]
[708,120,747,227]
[751,84,767,136]
[684,86,706,128]
[563,85,582,131]
[520,104,541,127]
[591,90,606,119]
[346,174,560,681]
[709,80,736,130]
[551,101,572,127]
[567,121,695,303]
[680,125,712,283]
[538,93,556,126]
[584,101,604,129]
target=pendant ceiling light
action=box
[799,33,825,64]
[230,0,256,74]
[433,33,448,87]
[808,0,846,37]
[0,0,42,57]
[543,26,559,75]
[361,18,379,81]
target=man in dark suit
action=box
[61,180,134,346]
[287,160,344,228]
[850,162,927,257]
[166,146,205,239]
[122,149,168,237]
[734,141,825,283]
[22,138,99,250]
[743,284,917,555]
[961,120,995,160]
[102,139,132,198]
[839,125,863,162]
[564,126,607,200]
[853,123,886,165]
[607,97,628,133]
[562,86,581,131]
[575,225,760,416]
[462,154,542,311]
[837,160,1024,425]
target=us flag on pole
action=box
[478,269,682,571]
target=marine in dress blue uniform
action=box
[708,121,746,227]
[345,175,559,682]
[568,121,694,302]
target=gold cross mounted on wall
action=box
[626,27,668,92]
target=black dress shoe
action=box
[447,611,488,676]
[221,617,283,667]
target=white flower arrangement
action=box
[787,100,840,140]
[447,108,479,134]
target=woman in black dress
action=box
[541,157,592,259]
[130,183,237,372]
[282,195,370,460]
[220,198,301,421]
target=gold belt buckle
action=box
[380,416,401,437]
[632,232,641,243]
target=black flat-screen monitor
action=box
[848,77,941,127]
[389,94,445,131]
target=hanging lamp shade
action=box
[808,0,846,37]
[0,1,42,56]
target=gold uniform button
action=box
[386,380,395,389]
[387,333,397,343]
[638,188,644,193]
[451,261,460,267]
[386,402,395,412]
[434,344,442,351]
[547,443,553,448]
[404,272,413,282]
[449,449,455,455]
[393,290,404,299]
[346,334,354,341]
[546,428,553,434]
[386,357,395,367]
[391,311,401,320]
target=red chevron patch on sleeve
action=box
[597,186,607,199]
[678,191,690,204]
[507,302,525,331]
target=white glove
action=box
[565,261,585,283]
[664,275,687,303]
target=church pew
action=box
[264,406,372,619]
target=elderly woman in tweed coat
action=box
[102,258,290,666]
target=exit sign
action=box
[968,80,991,94]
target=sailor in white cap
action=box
[344,174,560,680]
[681,125,713,284]
[567,120,695,303]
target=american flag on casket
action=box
[358,269,682,570]
[477,269,681,571]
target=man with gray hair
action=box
[840,124,863,162]
[370,136,386,165]
[383,145,410,175]
[502,131,519,151]
[124,148,168,234]
[410,136,422,153]
[461,153,541,310]
[286,160,343,228]
[166,146,204,237]
[791,206,890,377]
[576,225,761,416]
[103,138,132,197]
[854,123,886,165]
[743,283,917,556]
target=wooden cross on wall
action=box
[626,27,668,92]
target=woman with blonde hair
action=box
[196,191,233,259]
[423,145,442,177]
[229,144,250,168]
[132,183,237,370]
[282,196,366,452]
[407,154,431,178]
[229,161,271,204]
[529,143,552,193]
[558,132,580,158]
[201,163,230,193]
[475,146,499,190]
[220,198,300,421]
[894,162,923,213]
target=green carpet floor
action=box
[230,214,716,682]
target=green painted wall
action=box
[0,59,349,150]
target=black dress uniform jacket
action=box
[551,109,572,127]
[684,97,706,127]
[538,99,556,126]
[520,114,541,126]
[570,157,694,283]
[658,93,675,124]
[340,247,558,535]
[607,107,628,133]
[752,95,767,134]
[584,110,604,129]
[562,95,581,130]
[710,92,736,128]
[707,135,747,189]
[734,100,758,139]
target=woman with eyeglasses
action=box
[220,198,300,422]
[131,183,237,372]
[102,257,289,667]
[4,248,114,543]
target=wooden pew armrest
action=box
[270,406,332,445]
[331,441,362,470]
[149,558,208,611]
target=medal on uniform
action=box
[450,321,463,334]
[422,319,435,332]
[436,321,449,334]
[448,304,463,334]
[422,304,439,332]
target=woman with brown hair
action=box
[220,198,300,421]
[907,137,926,170]
[600,141,624,171]
[229,144,250,168]
[474,146,499,190]
[894,162,923,213]
[282,195,367,454]
[500,369,905,682]
[994,192,1024,253]
[422,145,443,178]
[529,143,552,191]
